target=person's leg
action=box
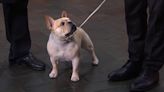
[108,0,147,81]
[3,0,31,62]
[126,0,147,62]
[130,0,164,91]
[144,0,164,72]
[2,0,45,70]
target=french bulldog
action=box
[45,11,99,82]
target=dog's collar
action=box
[64,31,76,42]
[50,29,75,43]
[63,36,74,43]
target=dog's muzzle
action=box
[65,22,77,37]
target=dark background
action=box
[0,0,163,92]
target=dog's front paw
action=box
[92,59,99,66]
[49,71,58,79]
[71,74,79,82]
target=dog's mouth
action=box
[65,31,74,37]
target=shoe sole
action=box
[130,81,159,92]
[9,62,45,71]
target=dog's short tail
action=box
[79,0,106,28]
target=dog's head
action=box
[45,11,77,39]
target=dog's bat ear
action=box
[45,15,55,30]
[61,10,68,18]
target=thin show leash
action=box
[79,0,106,28]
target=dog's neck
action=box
[63,36,74,43]
[50,33,74,45]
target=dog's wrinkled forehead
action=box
[53,17,71,28]
[57,17,71,24]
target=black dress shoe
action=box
[108,60,142,81]
[9,53,46,71]
[130,70,159,92]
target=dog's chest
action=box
[57,45,74,59]
[47,39,79,61]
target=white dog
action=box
[45,11,99,82]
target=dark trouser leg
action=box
[130,2,164,91]
[125,0,147,63]
[108,0,148,81]
[2,0,31,62]
[144,0,164,71]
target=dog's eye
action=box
[61,22,65,26]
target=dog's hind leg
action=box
[82,33,99,65]
[86,45,99,65]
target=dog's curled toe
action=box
[92,59,99,66]
[71,74,79,82]
[49,71,58,79]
